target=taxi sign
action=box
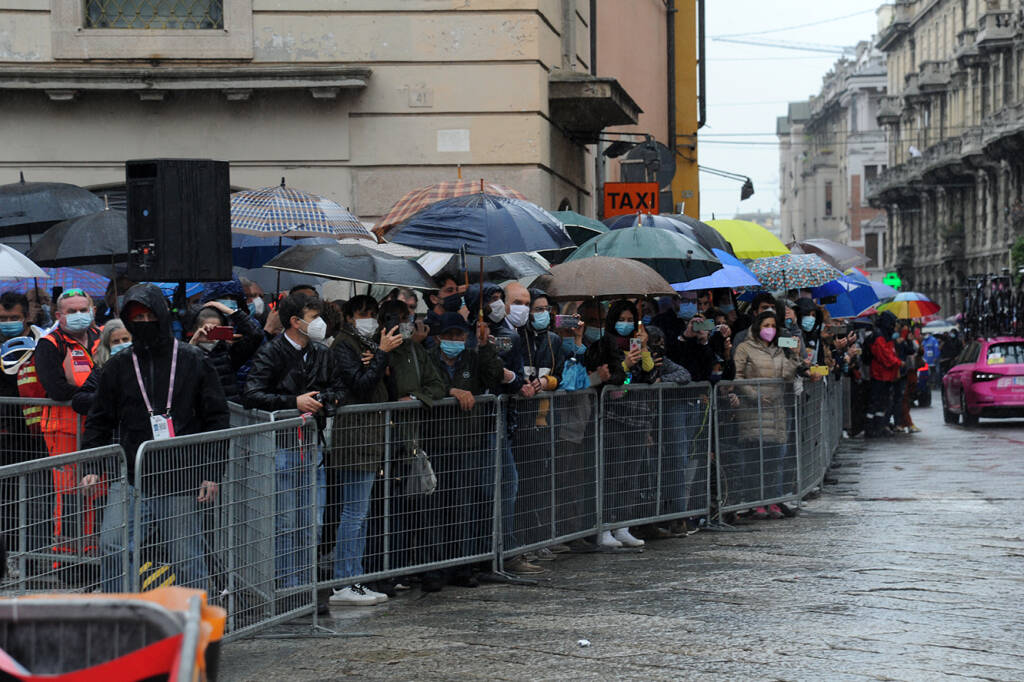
[603,182,659,218]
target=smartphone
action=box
[809,365,829,377]
[383,314,401,331]
[398,321,415,339]
[629,337,642,353]
[554,314,578,329]
[693,319,715,332]
[207,326,234,341]
[493,336,513,353]
[827,323,848,336]
[777,336,799,349]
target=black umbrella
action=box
[265,242,437,289]
[0,173,104,237]
[418,251,549,282]
[605,213,735,256]
[662,214,736,256]
[26,207,128,278]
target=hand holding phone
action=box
[629,337,642,353]
[555,314,579,329]
[693,319,715,332]
[778,336,799,349]
[207,325,234,341]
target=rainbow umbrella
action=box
[877,292,940,320]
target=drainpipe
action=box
[667,0,677,152]
[592,0,604,217]
[697,0,706,129]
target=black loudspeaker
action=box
[125,158,232,282]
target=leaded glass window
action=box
[84,0,224,29]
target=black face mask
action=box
[126,321,162,350]
[440,293,463,313]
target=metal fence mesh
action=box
[84,0,224,29]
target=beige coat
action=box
[732,336,801,444]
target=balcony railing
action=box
[954,28,982,68]
[877,2,912,51]
[918,61,951,91]
[977,10,1014,51]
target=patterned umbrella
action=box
[877,292,940,320]
[5,266,108,296]
[230,179,373,240]
[746,254,843,291]
[373,180,527,239]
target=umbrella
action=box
[417,251,549,282]
[552,210,607,246]
[567,226,721,284]
[0,173,104,237]
[385,194,574,256]
[877,292,941,320]
[264,242,437,289]
[231,179,374,240]
[811,275,879,318]
[535,256,675,300]
[790,238,870,271]
[373,180,527,239]
[746,254,842,291]
[26,207,128,278]
[4,266,108,297]
[706,219,790,259]
[673,248,759,292]
[231,233,338,269]
[0,245,47,280]
[234,266,326,296]
[606,213,735,255]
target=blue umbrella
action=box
[673,248,759,291]
[231,233,337,269]
[385,194,574,256]
[812,275,879,318]
[5,267,108,298]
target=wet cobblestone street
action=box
[222,394,1024,680]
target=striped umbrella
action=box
[877,292,940,320]
[746,254,842,291]
[373,180,527,239]
[230,179,373,240]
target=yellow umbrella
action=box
[706,219,790,259]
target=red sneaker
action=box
[752,507,769,520]
[767,504,784,519]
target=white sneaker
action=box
[329,584,384,606]
[598,530,622,548]
[612,527,645,547]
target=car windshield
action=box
[985,343,1024,365]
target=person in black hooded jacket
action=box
[82,283,229,593]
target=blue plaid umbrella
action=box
[5,267,108,298]
[230,179,374,240]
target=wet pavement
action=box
[221,392,1024,680]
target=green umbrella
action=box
[551,210,608,246]
[566,226,722,283]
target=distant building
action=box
[778,41,889,274]
[732,210,782,239]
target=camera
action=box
[313,391,342,416]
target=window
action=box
[864,165,878,183]
[986,343,1024,365]
[84,0,223,30]
[824,181,833,217]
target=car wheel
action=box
[961,389,978,426]
[942,388,959,424]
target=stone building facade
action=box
[778,42,889,275]
[0,1,677,224]
[867,0,1024,314]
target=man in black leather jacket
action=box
[242,293,347,591]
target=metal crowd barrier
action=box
[0,379,845,642]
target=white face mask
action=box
[506,304,530,328]
[198,342,217,352]
[248,297,265,316]
[301,316,327,343]
[488,299,506,323]
[354,318,379,338]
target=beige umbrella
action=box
[534,256,675,300]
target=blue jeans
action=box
[275,448,316,588]
[331,469,376,580]
[99,481,209,594]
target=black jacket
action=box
[242,332,346,414]
[82,284,230,495]
[197,309,264,402]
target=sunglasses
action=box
[58,288,86,300]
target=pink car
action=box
[942,337,1024,425]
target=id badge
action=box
[150,414,175,440]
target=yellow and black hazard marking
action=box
[139,560,176,591]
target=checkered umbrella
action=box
[373,180,527,239]
[230,179,373,240]
[6,267,108,297]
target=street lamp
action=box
[699,165,754,201]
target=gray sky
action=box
[698,1,883,221]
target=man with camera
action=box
[243,292,348,592]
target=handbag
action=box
[405,439,437,496]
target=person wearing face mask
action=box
[584,299,655,549]
[865,311,901,438]
[730,311,803,520]
[71,319,132,417]
[186,300,264,403]
[81,284,229,593]
[651,295,688,361]
[243,292,348,598]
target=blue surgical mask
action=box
[677,301,698,318]
[531,311,550,330]
[891,332,899,340]
[110,341,131,355]
[785,318,796,330]
[719,304,735,314]
[0,321,23,337]
[64,311,93,333]
[217,299,238,311]
[800,316,816,332]
[584,326,603,343]
[440,340,465,358]
[642,315,652,326]
[561,337,580,354]
[615,321,635,337]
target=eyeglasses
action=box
[533,306,552,313]
[58,288,86,300]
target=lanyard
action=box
[132,339,179,416]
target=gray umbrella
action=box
[0,173,104,237]
[534,256,675,300]
[265,242,437,289]
[26,208,128,279]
